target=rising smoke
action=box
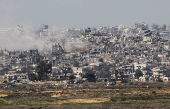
[0,26,88,52]
[0,1,88,52]
[0,29,49,51]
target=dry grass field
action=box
[1,82,170,108]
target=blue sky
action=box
[1,0,170,29]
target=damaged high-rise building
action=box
[13,25,24,37]
[39,24,49,38]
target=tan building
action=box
[39,24,49,38]
[13,25,24,37]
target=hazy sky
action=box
[1,0,170,29]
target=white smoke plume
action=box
[50,28,89,51]
[0,0,87,52]
[0,26,88,52]
[0,29,50,51]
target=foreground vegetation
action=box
[1,82,170,108]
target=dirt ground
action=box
[1,83,170,108]
[1,104,170,109]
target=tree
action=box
[114,70,119,81]
[83,73,96,82]
[28,73,37,81]
[98,64,111,78]
[74,61,79,67]
[36,61,52,81]
[99,58,103,62]
[69,75,76,80]
[135,69,143,79]
[157,78,163,82]
[119,71,124,82]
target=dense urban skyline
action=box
[2,1,170,108]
